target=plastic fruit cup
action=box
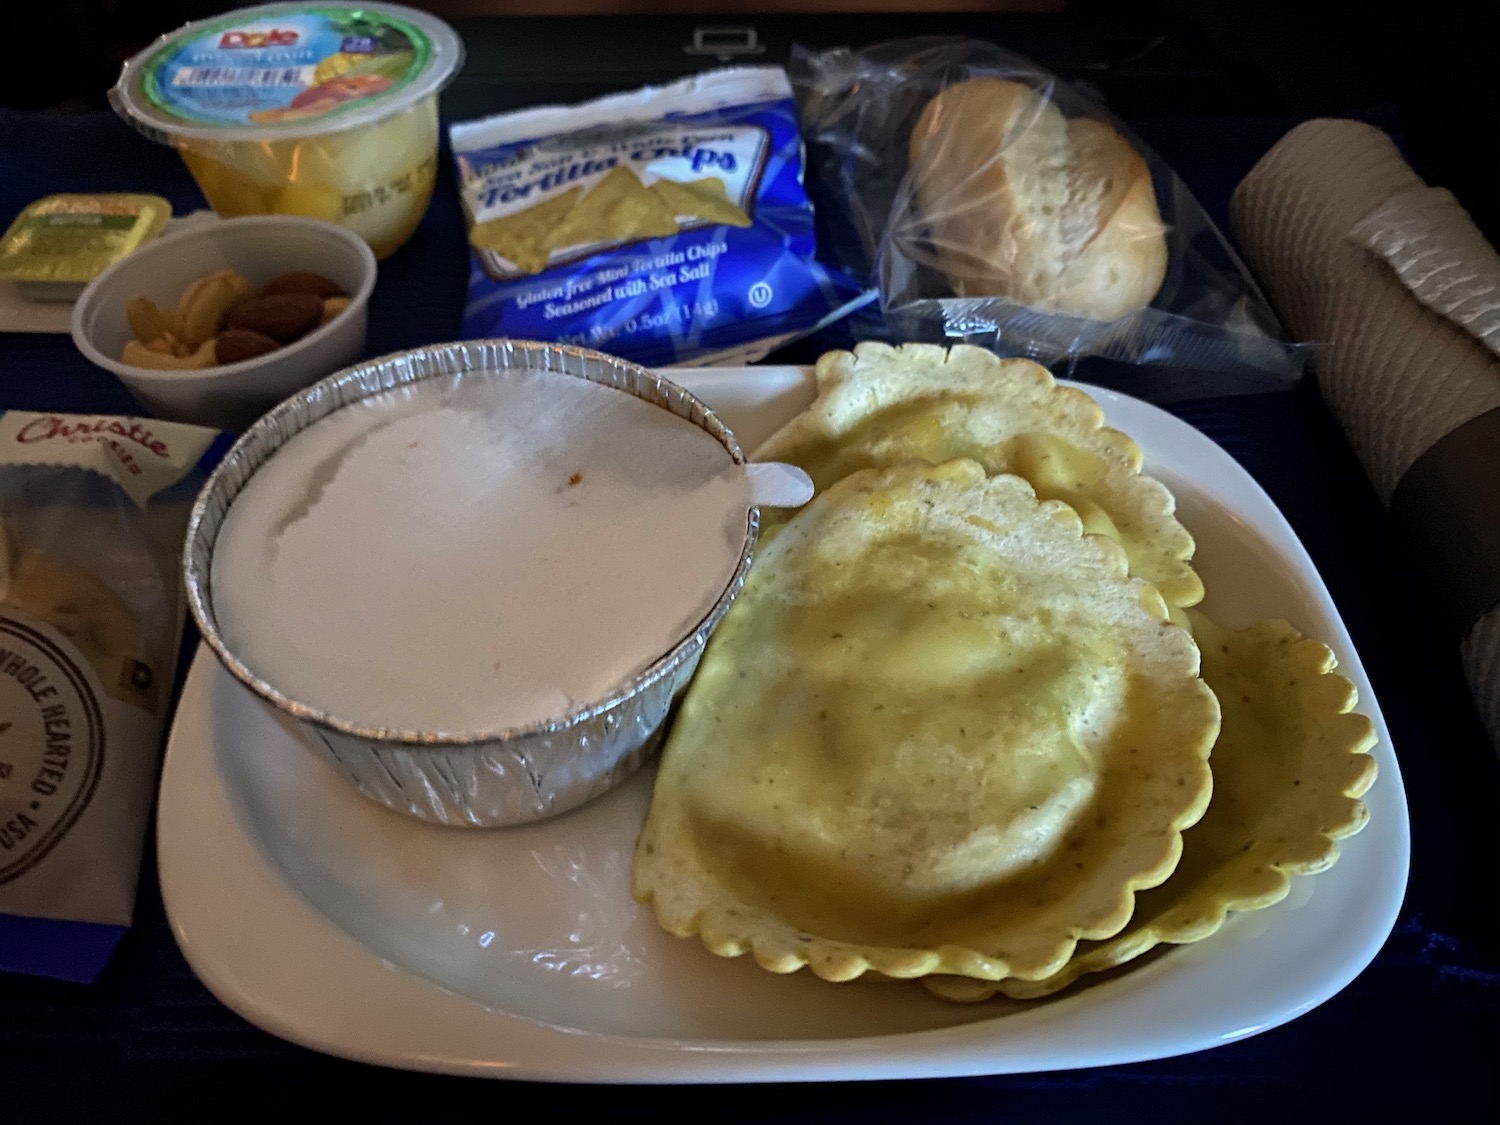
[109,2,463,260]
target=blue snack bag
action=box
[450,67,871,366]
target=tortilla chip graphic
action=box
[468,186,583,275]
[650,176,752,227]
[542,166,680,254]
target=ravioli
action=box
[632,460,1219,984]
[924,611,1379,1001]
[754,342,1202,609]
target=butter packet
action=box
[0,412,230,982]
[0,194,171,302]
[450,66,873,367]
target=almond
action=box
[227,293,323,343]
[261,270,345,300]
[214,329,281,365]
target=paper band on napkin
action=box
[1390,405,1500,634]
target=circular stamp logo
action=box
[0,616,106,885]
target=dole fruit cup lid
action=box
[110,1,464,144]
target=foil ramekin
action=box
[183,339,757,828]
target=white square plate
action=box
[156,366,1409,1082]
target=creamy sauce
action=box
[211,369,750,732]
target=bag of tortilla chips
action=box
[451,66,871,366]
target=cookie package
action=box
[0,411,229,982]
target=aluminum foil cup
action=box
[183,339,758,827]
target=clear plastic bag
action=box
[790,38,1304,397]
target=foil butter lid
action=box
[111,2,464,144]
[205,357,802,736]
[182,340,801,826]
[0,194,172,296]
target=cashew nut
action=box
[122,336,218,370]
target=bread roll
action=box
[907,77,1168,321]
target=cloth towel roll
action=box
[1231,118,1500,749]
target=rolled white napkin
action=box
[1231,119,1500,748]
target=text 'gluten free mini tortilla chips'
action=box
[632,460,1219,985]
[924,610,1378,1001]
[754,342,1203,610]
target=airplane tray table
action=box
[2,11,1496,1122]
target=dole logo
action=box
[219,27,300,48]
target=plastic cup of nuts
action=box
[122,269,352,371]
[71,214,377,431]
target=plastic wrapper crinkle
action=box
[451,66,872,367]
[0,413,229,981]
[790,39,1303,398]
